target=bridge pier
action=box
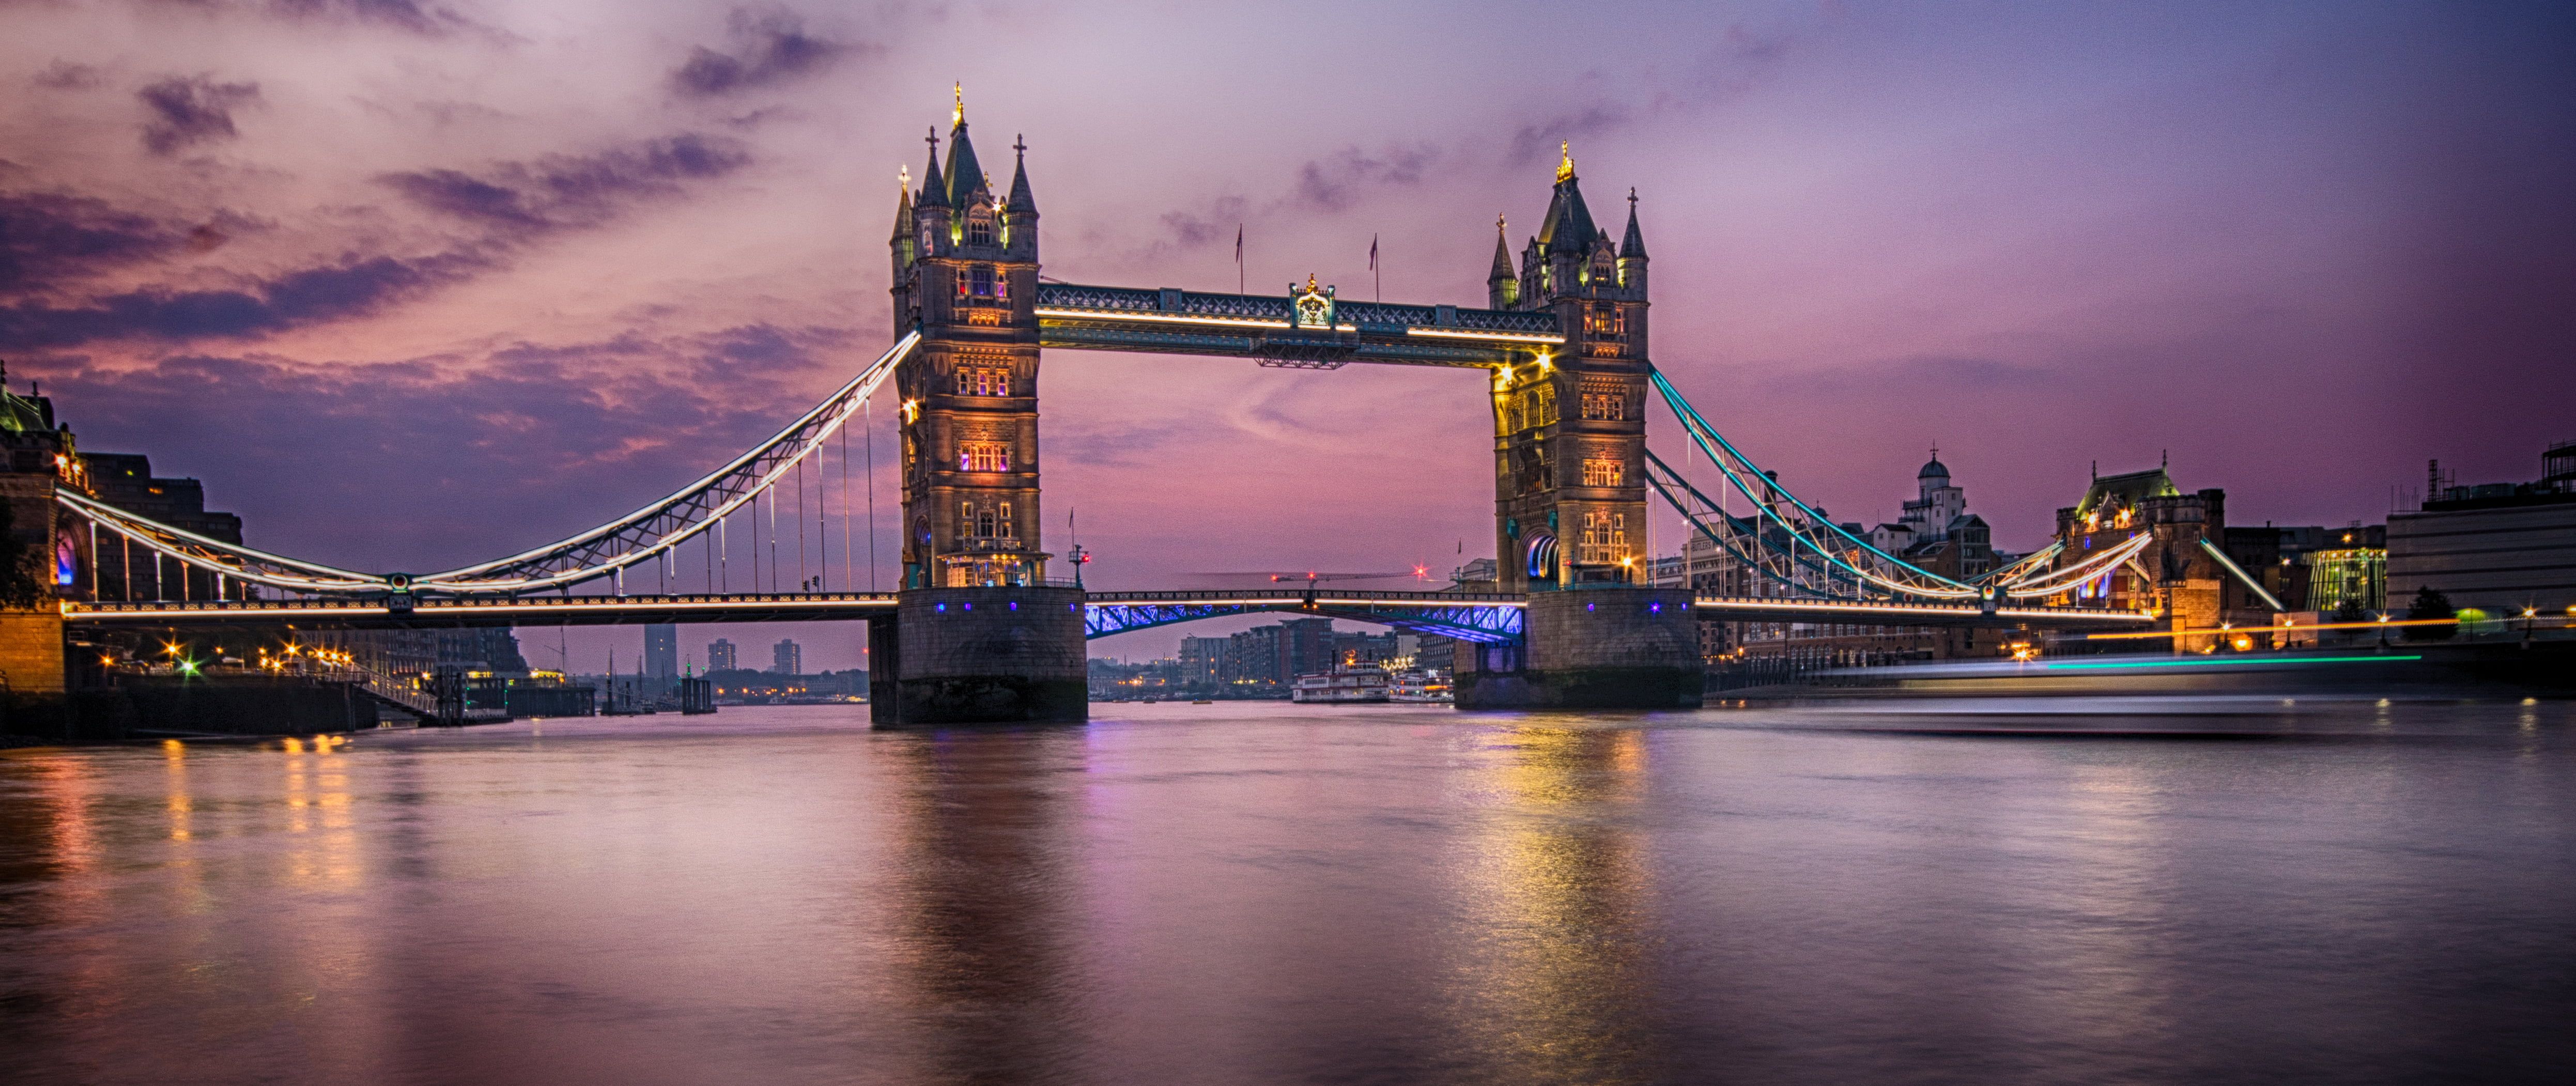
[871,586,1087,728]
[1456,587,1701,710]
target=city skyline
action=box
[4,2,2569,663]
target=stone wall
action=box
[878,585,1086,726]
[1459,587,1702,709]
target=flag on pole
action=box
[1369,233,1380,301]
[1368,234,1377,271]
[1234,224,1244,294]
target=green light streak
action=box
[2043,655,2421,671]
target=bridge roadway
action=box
[61,590,2157,636]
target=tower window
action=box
[968,215,994,246]
[1585,303,1624,339]
[1580,391,1626,421]
[970,265,996,300]
[959,441,1010,473]
[959,500,1015,540]
[1578,511,1627,565]
[955,366,1009,396]
[1581,457,1624,487]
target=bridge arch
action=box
[1081,591,1521,643]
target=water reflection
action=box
[1451,725,1665,1085]
[888,731,1083,1083]
[0,703,2569,1084]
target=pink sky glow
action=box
[4,1,2568,664]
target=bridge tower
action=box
[1460,144,1700,708]
[874,89,1085,726]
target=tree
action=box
[2401,585,2455,642]
[0,494,49,611]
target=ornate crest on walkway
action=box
[1290,274,1336,330]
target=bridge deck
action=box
[64,590,2154,633]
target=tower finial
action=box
[1497,212,1507,234]
[952,82,964,126]
[1014,133,1026,158]
[1556,141,1575,183]
[899,165,909,190]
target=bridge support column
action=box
[1457,587,1701,710]
[872,585,1086,728]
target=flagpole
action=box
[1236,223,1245,294]
[1370,232,1380,301]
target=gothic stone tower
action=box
[890,90,1046,589]
[1488,143,1652,593]
[876,90,1084,727]
[1457,144,1699,710]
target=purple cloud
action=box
[670,8,857,98]
[380,133,752,235]
[0,193,184,294]
[0,251,486,349]
[137,75,261,155]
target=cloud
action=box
[0,193,184,294]
[270,0,449,34]
[379,133,753,236]
[1507,104,1629,167]
[0,132,752,350]
[0,251,486,349]
[137,75,261,155]
[1159,196,1249,250]
[670,7,857,98]
[32,61,104,91]
[1292,144,1438,212]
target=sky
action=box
[3,0,2570,666]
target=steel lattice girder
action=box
[1083,602,1522,642]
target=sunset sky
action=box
[4,1,2569,665]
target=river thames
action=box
[3,700,2570,1084]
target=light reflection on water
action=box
[2,700,2571,1084]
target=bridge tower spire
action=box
[878,90,1082,726]
[1455,145,1696,710]
[1490,143,1649,595]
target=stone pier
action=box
[871,585,1087,728]
[1455,587,1702,710]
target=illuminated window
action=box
[1578,511,1627,565]
[1581,457,1623,487]
[1580,392,1625,421]
[959,441,1010,473]
[955,268,971,299]
[955,366,1009,396]
[1534,384,1557,425]
[959,500,1014,540]
[1585,303,1624,340]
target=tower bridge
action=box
[16,91,2163,727]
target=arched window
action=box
[967,214,994,246]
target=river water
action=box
[2,699,2571,1084]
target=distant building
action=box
[2389,442,2576,616]
[1867,453,1999,581]
[771,639,802,675]
[81,451,246,601]
[1177,636,1225,686]
[644,624,678,681]
[707,638,737,671]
